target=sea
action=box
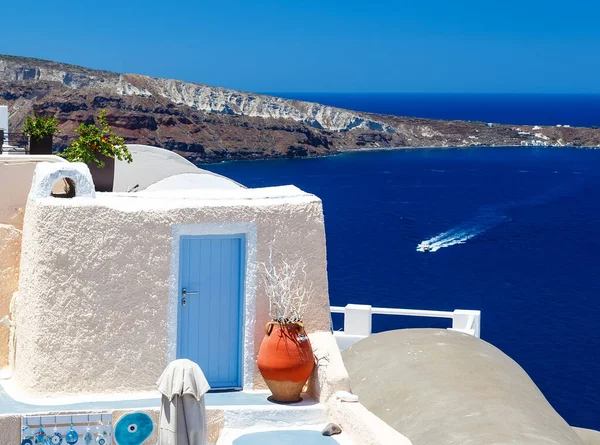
[202,94,600,430]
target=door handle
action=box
[182,288,198,306]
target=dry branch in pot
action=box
[261,252,314,324]
[257,245,316,403]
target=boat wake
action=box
[416,182,583,253]
[417,207,507,252]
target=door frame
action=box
[168,223,257,390]
[177,233,245,389]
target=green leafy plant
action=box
[22,111,60,142]
[61,110,132,167]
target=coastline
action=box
[4,56,600,165]
[338,143,600,153]
[193,143,600,165]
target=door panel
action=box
[177,235,244,389]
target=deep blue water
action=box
[265,93,600,127]
[204,147,600,430]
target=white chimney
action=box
[0,105,7,145]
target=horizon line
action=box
[262,91,600,96]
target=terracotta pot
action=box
[87,154,115,192]
[257,321,315,403]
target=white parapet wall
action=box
[328,397,413,445]
[307,332,351,402]
[0,155,68,227]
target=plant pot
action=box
[29,135,53,155]
[257,321,315,403]
[87,154,115,192]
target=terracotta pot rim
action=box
[265,320,305,336]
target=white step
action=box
[221,395,327,429]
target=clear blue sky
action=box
[3,0,600,93]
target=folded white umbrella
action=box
[157,359,211,445]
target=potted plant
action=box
[22,111,60,155]
[257,250,315,403]
[61,109,132,192]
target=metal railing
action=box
[0,132,28,153]
[0,133,65,155]
[5,132,27,146]
[330,303,481,350]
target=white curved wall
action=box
[343,329,584,445]
[143,173,242,192]
[115,145,243,192]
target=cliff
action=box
[2,55,599,162]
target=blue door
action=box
[177,235,245,389]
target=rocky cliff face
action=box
[0,55,394,133]
[2,55,600,162]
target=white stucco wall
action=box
[14,165,332,396]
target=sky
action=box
[2,0,600,94]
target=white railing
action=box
[330,304,481,350]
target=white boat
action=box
[421,242,432,252]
